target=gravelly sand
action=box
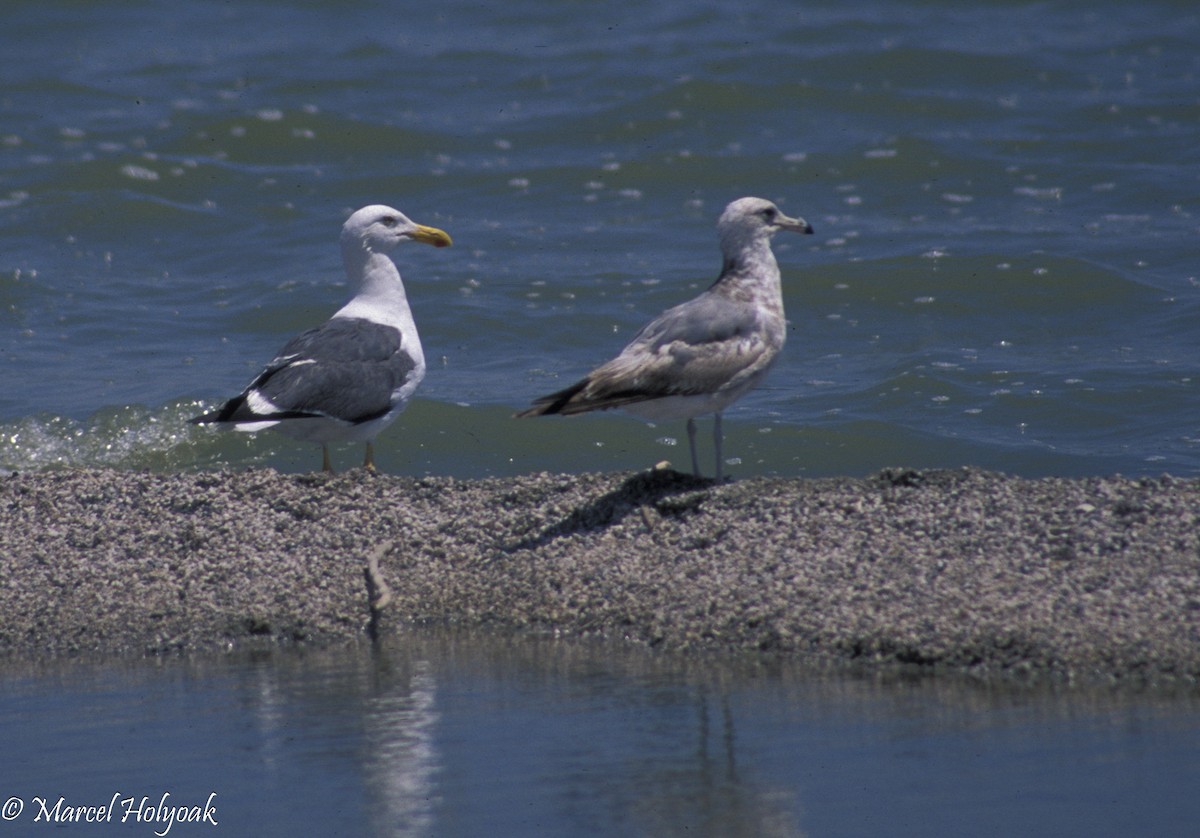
[2,466,1197,683]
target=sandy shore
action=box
[1,466,1197,682]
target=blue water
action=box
[3,636,1199,837]
[3,3,1200,835]
[2,0,1198,477]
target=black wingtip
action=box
[515,377,590,418]
[514,399,561,419]
[190,395,248,425]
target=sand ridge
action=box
[2,467,1197,683]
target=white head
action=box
[340,204,453,256]
[717,197,813,254]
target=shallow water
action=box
[2,633,1198,837]
[3,0,1199,478]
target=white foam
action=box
[0,401,259,471]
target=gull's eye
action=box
[761,207,777,222]
[381,216,397,228]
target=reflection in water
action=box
[362,659,441,837]
[249,660,287,775]
[631,690,805,838]
[3,631,1198,836]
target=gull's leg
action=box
[363,441,377,471]
[713,412,724,481]
[687,417,700,477]
[322,444,334,473]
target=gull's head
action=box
[718,197,813,253]
[341,204,453,254]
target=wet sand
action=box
[2,466,1197,683]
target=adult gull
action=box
[516,196,813,480]
[192,205,452,472]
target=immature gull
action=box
[191,205,452,472]
[517,196,813,480]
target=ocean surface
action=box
[3,2,1199,835]
[3,0,1198,478]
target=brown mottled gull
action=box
[517,196,813,480]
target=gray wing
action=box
[521,291,782,415]
[628,290,761,351]
[196,318,418,425]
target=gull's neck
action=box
[335,249,410,319]
[333,246,425,370]
[714,232,782,309]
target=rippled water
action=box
[3,0,1198,477]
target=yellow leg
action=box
[363,441,376,471]
[322,445,333,473]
